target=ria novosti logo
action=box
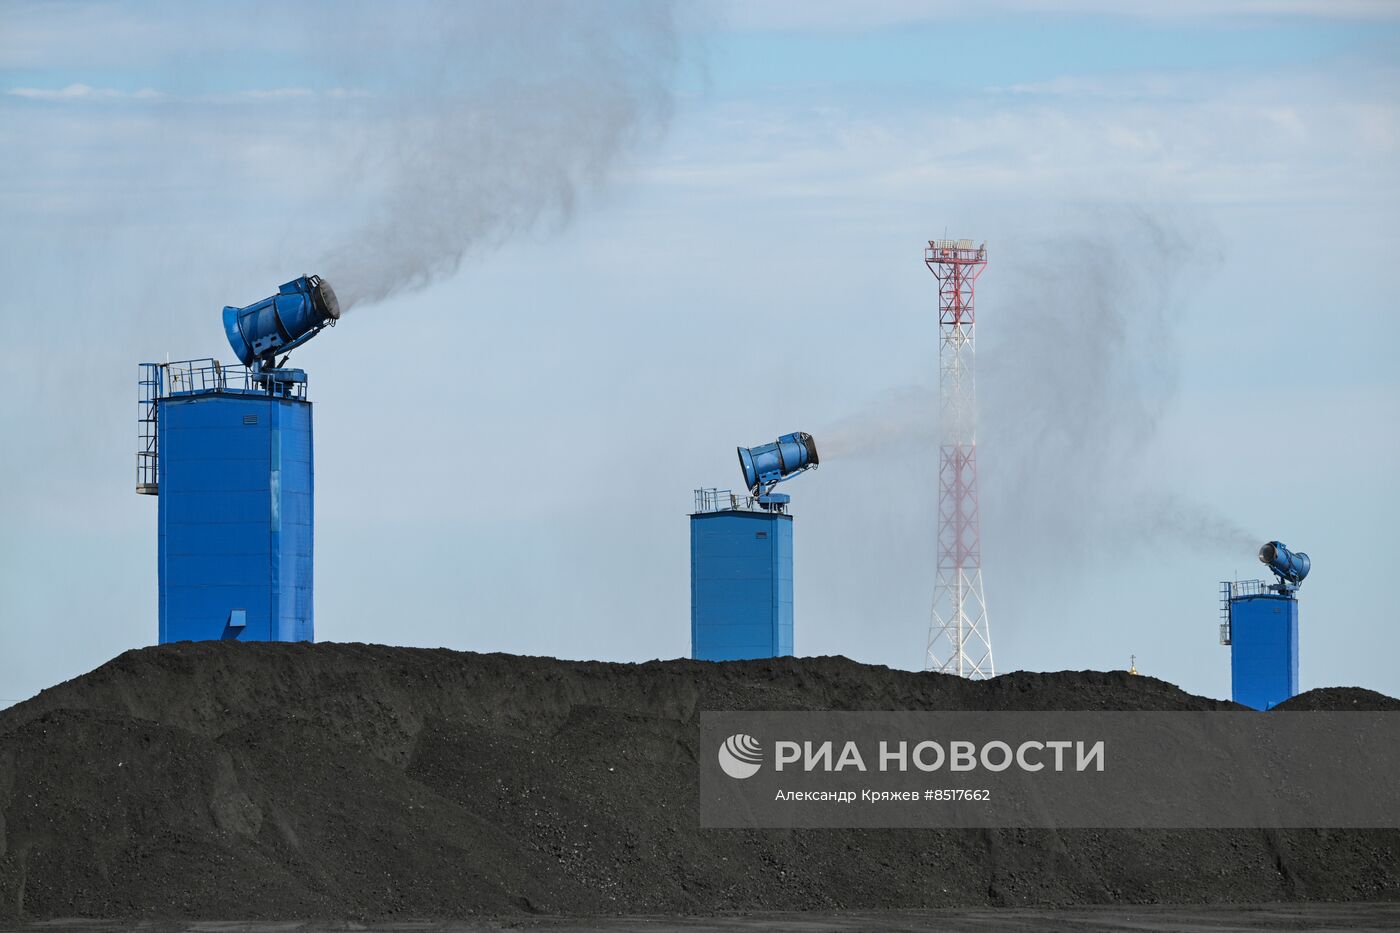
[716,733,1107,780]
[718,733,763,779]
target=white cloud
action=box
[645,63,1400,209]
[992,74,1195,100]
[7,83,140,100]
[5,84,362,104]
[237,88,316,100]
[722,0,1400,31]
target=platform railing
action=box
[1219,579,1272,646]
[136,358,310,495]
[693,488,766,514]
[156,358,308,400]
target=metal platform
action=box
[135,358,309,494]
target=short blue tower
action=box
[690,431,818,662]
[1220,540,1309,710]
[136,275,338,644]
[690,491,794,661]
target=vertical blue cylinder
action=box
[690,509,793,661]
[1228,594,1298,710]
[156,391,314,643]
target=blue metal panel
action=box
[157,392,313,644]
[1229,594,1298,710]
[690,510,794,661]
[271,399,314,643]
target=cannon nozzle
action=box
[223,274,339,370]
[1259,540,1310,589]
[738,431,819,497]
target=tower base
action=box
[1226,591,1298,711]
[690,505,793,661]
[156,387,314,644]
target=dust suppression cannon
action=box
[690,430,821,663]
[737,431,819,502]
[135,274,343,646]
[1259,540,1310,591]
[1219,539,1311,711]
[223,274,340,371]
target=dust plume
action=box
[980,208,1257,557]
[315,1,687,311]
[823,209,1255,557]
[820,385,938,460]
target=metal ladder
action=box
[136,363,161,495]
[1218,581,1232,645]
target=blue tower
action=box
[137,275,339,644]
[1220,540,1309,710]
[691,432,817,662]
[691,492,794,660]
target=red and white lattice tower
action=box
[924,238,994,678]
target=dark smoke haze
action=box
[316,1,686,311]
[821,210,1256,559]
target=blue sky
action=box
[1,1,1397,706]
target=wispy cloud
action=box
[724,0,1400,31]
[236,87,316,100]
[990,74,1195,100]
[7,83,162,100]
[644,61,1400,209]
[6,84,366,103]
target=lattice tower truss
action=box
[924,238,994,678]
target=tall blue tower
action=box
[690,491,794,661]
[1220,540,1309,710]
[691,432,817,662]
[137,275,338,644]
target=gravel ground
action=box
[5,903,1400,932]
[0,642,1395,922]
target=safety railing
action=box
[1227,579,1269,598]
[693,488,765,514]
[1219,579,1271,646]
[136,358,310,495]
[157,358,307,401]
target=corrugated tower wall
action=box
[157,393,314,643]
[1228,594,1298,710]
[690,510,793,661]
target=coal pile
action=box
[0,642,1396,921]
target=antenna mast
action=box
[924,239,994,679]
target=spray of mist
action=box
[821,209,1256,561]
[314,1,686,311]
[981,209,1256,558]
[820,385,938,460]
